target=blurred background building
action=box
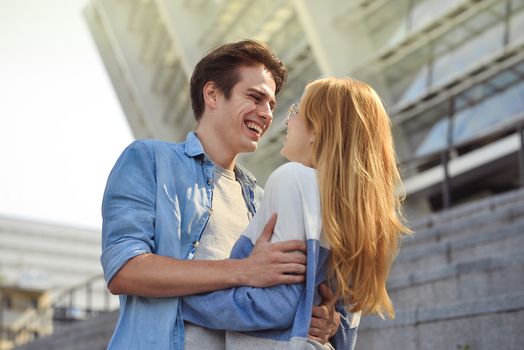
[10,0,524,349]
[83,0,524,219]
[0,216,118,349]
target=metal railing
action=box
[51,274,115,330]
[0,274,115,348]
[401,114,524,209]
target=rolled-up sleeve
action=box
[101,141,157,284]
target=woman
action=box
[181,78,410,349]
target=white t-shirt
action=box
[184,165,250,350]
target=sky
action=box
[0,0,134,229]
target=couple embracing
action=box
[101,40,409,350]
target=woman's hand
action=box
[309,283,341,344]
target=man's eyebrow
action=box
[248,87,276,108]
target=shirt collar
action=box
[184,131,258,186]
[234,164,257,186]
[184,131,205,158]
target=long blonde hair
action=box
[302,78,410,319]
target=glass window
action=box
[452,107,476,144]
[454,84,487,111]
[409,0,460,33]
[489,70,521,90]
[402,101,449,158]
[368,1,409,50]
[515,61,524,76]
[510,7,524,45]
[396,65,429,106]
[383,44,431,105]
[411,64,524,160]
[370,21,407,51]
[453,80,524,144]
[415,118,449,157]
[433,23,505,87]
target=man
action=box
[102,40,341,349]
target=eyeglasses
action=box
[286,103,299,121]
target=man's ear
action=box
[203,81,220,109]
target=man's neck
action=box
[194,126,237,171]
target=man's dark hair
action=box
[190,40,288,120]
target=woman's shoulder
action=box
[270,162,316,182]
[263,162,317,200]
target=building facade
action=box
[0,216,118,348]
[84,0,524,220]
[80,1,524,349]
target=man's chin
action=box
[240,141,258,154]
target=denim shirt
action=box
[101,132,261,350]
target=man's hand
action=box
[108,213,306,298]
[309,283,341,344]
[242,213,307,287]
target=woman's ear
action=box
[309,131,316,144]
[203,81,219,109]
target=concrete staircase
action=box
[14,311,118,350]
[356,189,524,350]
[12,189,524,349]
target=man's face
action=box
[214,65,277,155]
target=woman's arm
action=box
[182,269,304,331]
[181,162,320,331]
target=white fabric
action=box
[225,162,332,349]
[193,165,250,260]
[242,162,327,248]
[185,165,250,350]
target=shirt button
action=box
[193,241,199,248]
[207,178,212,185]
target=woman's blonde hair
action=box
[302,78,410,319]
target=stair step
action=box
[391,219,524,276]
[357,293,524,350]
[388,251,524,308]
[404,202,524,249]
[398,214,524,260]
[409,187,524,233]
[14,310,118,350]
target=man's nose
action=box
[257,103,273,122]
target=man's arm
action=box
[180,220,306,331]
[102,142,306,298]
[108,215,306,297]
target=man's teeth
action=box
[246,122,262,134]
